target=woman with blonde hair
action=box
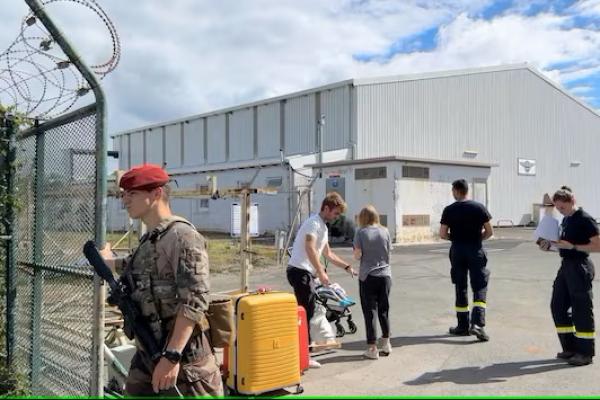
[353,205,392,360]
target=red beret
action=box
[119,164,170,191]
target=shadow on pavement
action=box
[317,354,366,365]
[341,334,482,351]
[404,358,572,385]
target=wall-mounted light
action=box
[570,160,582,167]
[463,150,478,158]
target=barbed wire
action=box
[0,0,120,120]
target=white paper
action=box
[534,215,560,242]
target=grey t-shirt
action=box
[353,225,392,281]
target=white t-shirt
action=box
[288,213,328,275]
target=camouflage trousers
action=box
[125,333,224,397]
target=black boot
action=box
[449,326,470,336]
[567,353,593,366]
[556,351,575,359]
[469,324,489,342]
[450,311,470,336]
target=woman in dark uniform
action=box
[538,186,600,366]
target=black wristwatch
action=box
[345,265,351,271]
[162,349,182,364]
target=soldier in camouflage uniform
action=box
[101,164,223,396]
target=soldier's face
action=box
[122,189,154,219]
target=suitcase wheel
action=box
[296,384,304,395]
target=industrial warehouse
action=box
[108,63,600,242]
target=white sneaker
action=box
[381,338,392,355]
[308,359,322,369]
[363,346,379,360]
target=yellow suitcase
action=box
[226,291,303,395]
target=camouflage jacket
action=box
[121,216,210,345]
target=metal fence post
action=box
[30,120,45,391]
[24,1,107,395]
[3,114,17,368]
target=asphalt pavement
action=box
[211,228,600,396]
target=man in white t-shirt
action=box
[287,192,356,368]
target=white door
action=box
[472,179,488,208]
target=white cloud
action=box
[572,0,600,16]
[570,85,594,94]
[349,11,600,98]
[560,65,600,82]
[1,0,599,134]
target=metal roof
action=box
[307,156,498,169]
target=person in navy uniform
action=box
[539,186,600,366]
[440,179,493,341]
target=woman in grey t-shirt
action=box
[353,205,392,360]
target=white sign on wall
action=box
[518,158,536,176]
[231,203,259,237]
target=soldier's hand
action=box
[99,242,115,260]
[152,357,180,393]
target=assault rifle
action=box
[83,241,162,361]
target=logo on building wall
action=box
[517,158,536,176]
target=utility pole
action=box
[239,189,251,293]
[317,114,325,178]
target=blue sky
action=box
[0,0,599,137]
[350,0,600,111]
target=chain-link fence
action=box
[0,0,109,395]
[5,106,104,396]
[0,116,11,364]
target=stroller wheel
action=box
[335,322,346,337]
[347,320,358,334]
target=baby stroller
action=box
[315,283,358,338]
[286,245,358,337]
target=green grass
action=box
[106,231,279,273]
[0,362,29,397]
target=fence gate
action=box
[1,0,110,395]
[9,104,105,396]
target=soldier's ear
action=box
[150,187,162,201]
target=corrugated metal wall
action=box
[229,108,254,161]
[165,123,182,168]
[118,134,129,170]
[355,68,600,223]
[257,102,281,159]
[207,115,226,164]
[129,131,144,166]
[285,95,316,155]
[183,118,204,166]
[322,86,351,151]
[112,84,352,173]
[146,128,163,165]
